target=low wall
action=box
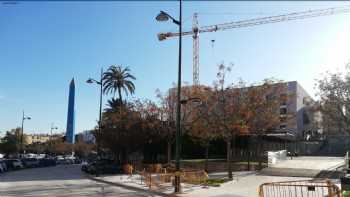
[285,136,350,156]
[180,161,266,172]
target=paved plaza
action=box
[179,172,307,197]
[0,163,342,197]
[261,156,345,177]
[0,165,164,197]
[92,171,309,197]
[270,157,344,170]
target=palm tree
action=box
[104,98,123,113]
[102,65,136,104]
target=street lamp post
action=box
[156,1,182,192]
[87,68,103,157]
[20,110,31,157]
[50,123,58,154]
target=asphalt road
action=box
[0,165,162,197]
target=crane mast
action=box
[193,13,200,86]
[157,6,350,85]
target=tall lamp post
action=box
[156,0,182,192]
[21,110,31,156]
[50,123,58,154]
[50,123,58,138]
[87,68,103,157]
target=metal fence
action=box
[139,170,208,189]
[259,180,341,197]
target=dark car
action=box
[21,158,40,168]
[81,161,89,172]
[74,158,81,164]
[39,158,56,167]
[0,160,7,173]
[85,159,122,175]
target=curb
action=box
[85,174,176,197]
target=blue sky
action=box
[1,1,350,135]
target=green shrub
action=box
[343,191,350,197]
[205,178,229,187]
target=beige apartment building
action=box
[24,134,63,145]
[169,81,321,140]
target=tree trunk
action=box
[118,87,123,104]
[247,137,250,171]
[227,139,233,180]
[121,148,127,164]
[232,135,236,162]
[259,136,263,170]
[204,144,209,172]
[167,141,172,164]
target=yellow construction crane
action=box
[157,6,350,85]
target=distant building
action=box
[267,81,321,139]
[24,133,63,145]
[65,78,75,144]
[168,81,319,140]
[24,134,49,144]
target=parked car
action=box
[21,158,40,168]
[5,159,24,170]
[85,159,122,175]
[0,160,7,172]
[0,164,4,173]
[56,156,67,165]
[81,161,88,172]
[74,158,81,164]
[64,156,76,164]
[38,158,56,167]
[0,161,5,173]
[65,158,74,165]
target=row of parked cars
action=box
[0,158,57,173]
[0,159,23,172]
[81,159,123,175]
[0,156,81,174]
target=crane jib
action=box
[157,5,350,85]
[158,6,350,40]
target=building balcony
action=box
[280,104,287,108]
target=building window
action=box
[265,93,275,101]
[280,93,287,106]
[280,108,287,115]
[303,97,311,105]
[280,116,287,123]
[280,124,287,129]
[303,111,310,124]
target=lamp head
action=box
[156,11,170,22]
[86,78,94,84]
